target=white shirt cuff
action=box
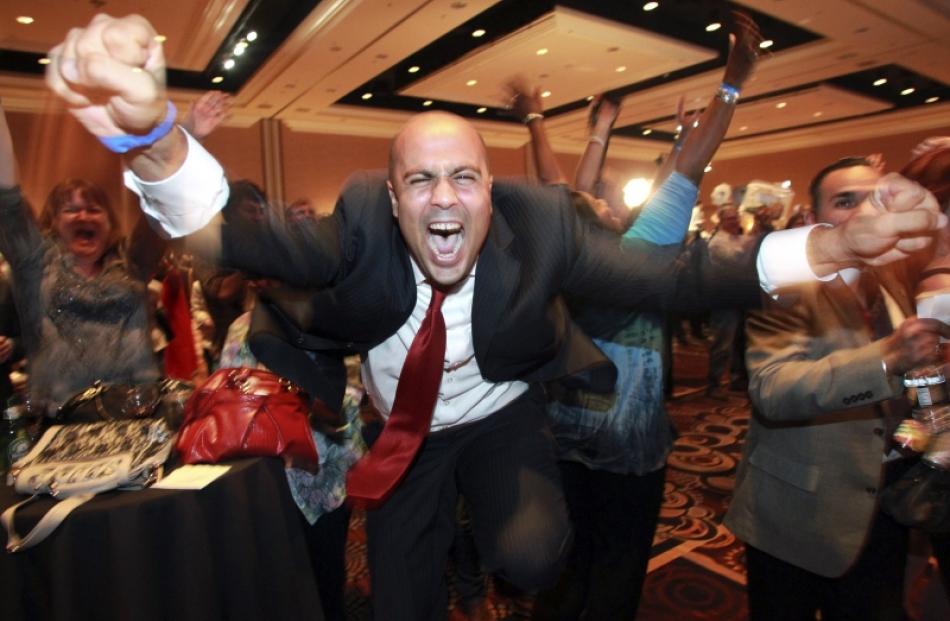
[123,128,229,239]
[757,224,837,295]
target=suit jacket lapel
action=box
[472,206,520,361]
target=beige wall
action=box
[9,109,947,227]
[9,110,125,221]
[202,122,265,188]
[697,128,950,212]
[279,130,389,215]
[278,128,530,215]
[7,111,265,231]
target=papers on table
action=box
[153,464,231,490]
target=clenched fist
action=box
[46,14,167,138]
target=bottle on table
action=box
[903,364,950,467]
[1,401,31,484]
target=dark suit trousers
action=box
[745,506,909,621]
[300,504,351,621]
[531,462,666,621]
[365,386,572,621]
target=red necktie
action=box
[347,288,447,508]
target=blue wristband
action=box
[97,101,177,154]
[716,82,740,105]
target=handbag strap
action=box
[2,492,97,552]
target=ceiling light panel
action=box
[646,85,891,138]
[401,7,716,109]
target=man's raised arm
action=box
[759,173,947,293]
[45,13,227,238]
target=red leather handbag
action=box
[176,368,319,471]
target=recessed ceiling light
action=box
[901,87,915,96]
[38,57,51,65]
[706,23,721,32]
[361,92,373,100]
[408,66,420,73]
[541,90,551,98]
[472,29,486,38]
[704,164,713,173]
[586,95,595,101]
[813,111,823,117]
[466,79,478,86]
[476,107,487,114]
[643,2,659,11]
[423,100,433,107]
[211,76,224,84]
[246,31,258,42]
[926,96,939,103]
[759,39,774,49]
[776,101,787,109]
[223,59,236,70]
[234,42,247,56]
[16,16,34,25]
[739,125,748,131]
[615,66,627,73]
[873,78,887,86]
[154,35,167,43]
[642,128,652,135]
[536,48,548,56]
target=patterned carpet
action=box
[640,390,749,621]
[337,336,950,620]
[341,339,754,620]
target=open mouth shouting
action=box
[427,221,464,265]
[64,223,107,259]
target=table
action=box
[0,458,324,621]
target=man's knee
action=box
[491,506,573,590]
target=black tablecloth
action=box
[0,458,324,621]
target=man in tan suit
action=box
[725,156,950,621]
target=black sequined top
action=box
[0,186,159,412]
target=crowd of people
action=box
[0,9,948,621]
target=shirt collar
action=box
[839,266,862,288]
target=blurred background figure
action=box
[0,103,164,415]
[286,198,318,223]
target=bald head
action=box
[389,112,489,182]
[386,111,494,288]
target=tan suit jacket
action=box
[725,265,914,577]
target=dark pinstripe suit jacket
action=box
[227,170,760,396]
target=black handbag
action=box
[880,459,950,533]
[56,379,193,430]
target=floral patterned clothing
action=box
[217,307,365,523]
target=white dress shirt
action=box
[362,260,529,430]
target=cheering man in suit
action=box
[725,156,950,620]
[47,14,947,620]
